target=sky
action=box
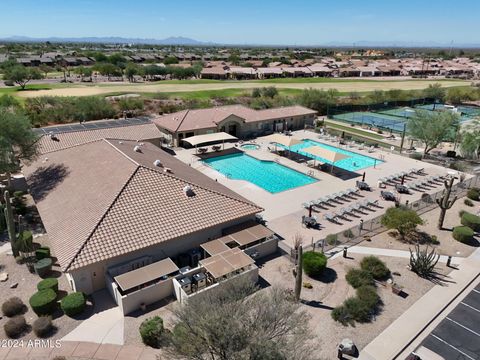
[1,0,479,45]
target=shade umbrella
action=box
[302,145,350,173]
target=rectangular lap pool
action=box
[203,152,317,193]
[287,139,382,171]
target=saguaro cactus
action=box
[293,245,303,302]
[4,190,18,257]
[436,177,458,229]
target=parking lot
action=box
[420,283,480,359]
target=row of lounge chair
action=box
[378,168,425,184]
[323,199,380,223]
[302,188,360,209]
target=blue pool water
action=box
[203,152,317,193]
[241,144,260,150]
[286,139,382,171]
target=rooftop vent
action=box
[183,185,195,197]
[134,145,142,153]
[153,159,162,167]
[118,141,123,144]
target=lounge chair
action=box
[302,215,318,228]
[323,213,337,222]
[302,202,314,209]
[347,188,360,196]
[367,199,380,207]
[395,184,410,194]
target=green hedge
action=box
[35,247,51,261]
[61,292,86,317]
[467,188,480,201]
[34,258,53,278]
[461,212,480,232]
[37,278,58,293]
[360,256,390,280]
[346,268,374,289]
[302,251,327,277]
[452,226,474,243]
[29,289,57,316]
[140,316,164,348]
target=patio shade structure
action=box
[182,132,238,152]
[302,145,350,173]
[114,257,179,293]
[263,133,302,155]
[199,247,255,280]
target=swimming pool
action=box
[286,139,382,171]
[203,152,317,193]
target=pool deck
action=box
[174,130,469,249]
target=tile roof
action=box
[23,139,262,271]
[36,123,163,154]
[152,105,317,133]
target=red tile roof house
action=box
[152,105,317,147]
[23,137,265,313]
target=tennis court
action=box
[332,111,407,132]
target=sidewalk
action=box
[359,248,480,360]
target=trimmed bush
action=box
[140,316,164,348]
[61,292,86,317]
[360,256,390,280]
[2,297,26,317]
[302,251,327,277]
[452,226,474,244]
[343,297,371,323]
[467,188,480,201]
[356,285,380,308]
[410,153,422,160]
[346,268,374,289]
[33,316,53,338]
[331,304,352,325]
[29,289,57,315]
[465,199,474,207]
[461,212,480,232]
[35,247,51,261]
[3,315,27,338]
[34,258,53,278]
[37,278,59,293]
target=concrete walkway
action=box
[328,245,465,264]
[61,290,125,345]
[359,247,480,360]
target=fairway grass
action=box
[11,78,468,98]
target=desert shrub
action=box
[381,206,423,239]
[461,212,480,231]
[302,251,327,277]
[35,246,51,260]
[34,258,53,278]
[29,289,57,315]
[13,191,25,198]
[37,278,58,293]
[61,292,86,317]
[430,235,440,245]
[15,256,25,264]
[303,282,313,289]
[32,316,53,337]
[17,230,33,253]
[465,199,474,207]
[410,153,423,160]
[4,315,27,338]
[360,256,390,280]
[140,316,165,348]
[459,210,466,218]
[2,297,26,317]
[343,297,371,323]
[467,188,480,201]
[326,234,338,245]
[343,229,354,239]
[452,226,474,243]
[331,304,352,325]
[356,285,380,308]
[346,268,374,289]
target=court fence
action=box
[289,174,480,261]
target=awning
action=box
[201,239,231,256]
[200,248,255,279]
[302,146,350,164]
[114,258,179,292]
[182,132,238,146]
[263,133,302,148]
[216,224,275,248]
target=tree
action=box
[3,65,43,90]
[124,62,142,82]
[39,64,53,78]
[407,109,460,156]
[169,276,316,360]
[74,66,93,82]
[298,88,338,114]
[460,120,480,159]
[436,176,458,229]
[423,83,446,102]
[0,109,39,186]
[381,206,424,240]
[164,56,179,65]
[93,63,122,80]
[0,95,21,110]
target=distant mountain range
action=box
[0,35,212,46]
[0,36,479,48]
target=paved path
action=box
[61,291,125,345]
[359,247,480,360]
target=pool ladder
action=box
[224,172,232,179]
[307,170,314,177]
